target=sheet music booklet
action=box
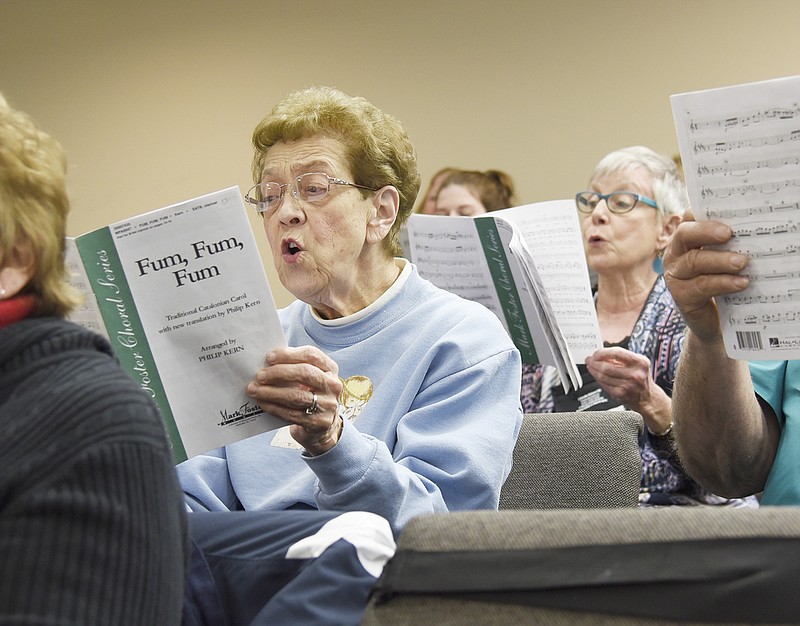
[406,200,602,392]
[66,186,286,462]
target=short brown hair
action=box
[251,87,421,256]
[438,169,517,212]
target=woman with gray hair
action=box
[522,146,755,506]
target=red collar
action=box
[0,295,36,329]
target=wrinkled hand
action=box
[247,346,344,455]
[662,211,749,343]
[585,346,671,433]
[585,346,654,411]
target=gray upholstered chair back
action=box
[365,507,800,625]
[499,411,643,510]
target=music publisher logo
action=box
[769,337,800,349]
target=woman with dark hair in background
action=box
[434,168,517,216]
[416,165,458,214]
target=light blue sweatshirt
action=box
[178,262,522,534]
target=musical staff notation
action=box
[700,178,800,200]
[745,269,800,282]
[692,129,800,155]
[697,155,800,178]
[727,243,800,259]
[707,202,800,219]
[732,220,800,238]
[413,243,479,254]
[689,106,800,133]
[731,220,800,238]
[413,231,472,242]
[729,308,800,326]
[724,289,800,306]
[672,75,800,359]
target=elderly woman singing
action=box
[177,86,522,624]
[521,146,756,507]
[179,86,522,527]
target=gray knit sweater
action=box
[0,317,188,625]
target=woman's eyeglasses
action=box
[245,172,378,214]
[575,191,658,215]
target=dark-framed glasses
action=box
[245,172,378,214]
[575,191,658,215]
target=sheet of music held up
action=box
[672,75,800,360]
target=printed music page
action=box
[405,215,503,317]
[672,75,800,359]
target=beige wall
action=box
[2,0,799,307]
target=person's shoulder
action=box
[21,319,166,430]
[409,276,517,352]
[5,318,118,378]
[4,319,173,468]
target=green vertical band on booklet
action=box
[474,218,538,364]
[74,227,188,463]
